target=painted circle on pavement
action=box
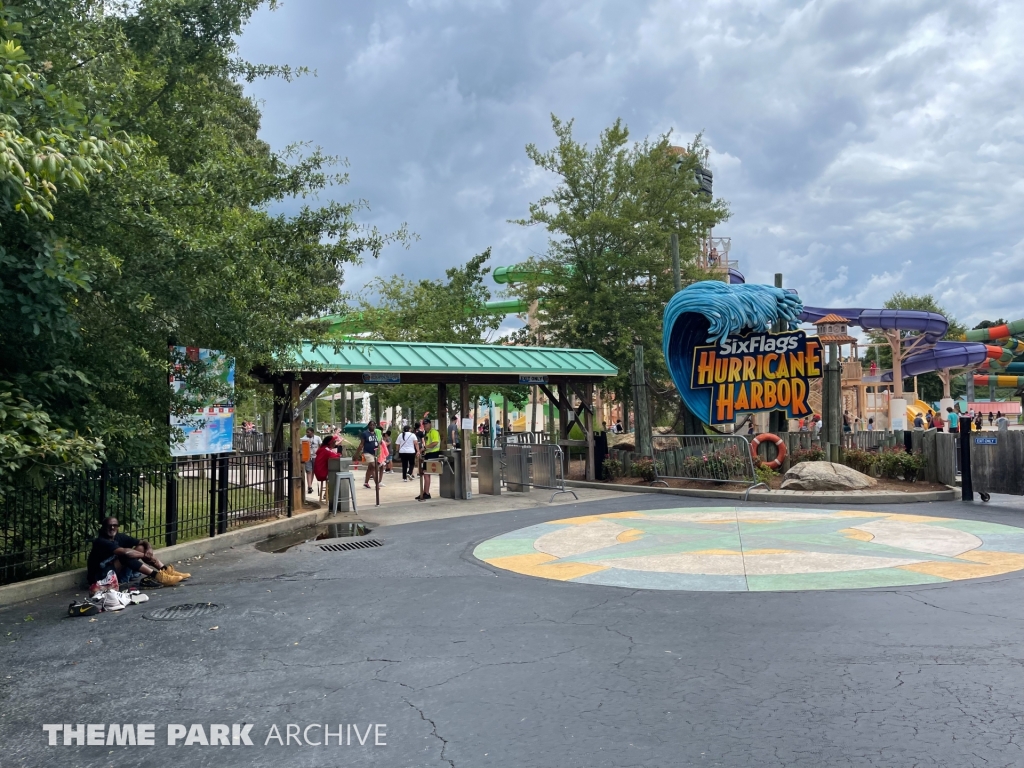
[473,507,1024,591]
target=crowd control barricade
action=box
[650,434,765,499]
[529,443,577,502]
[504,443,531,492]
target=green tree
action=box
[0,0,408,483]
[511,115,728,399]
[353,249,527,419]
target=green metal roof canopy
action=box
[254,340,617,386]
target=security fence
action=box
[0,451,289,586]
[649,434,760,492]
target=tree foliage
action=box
[510,115,729,393]
[353,249,527,418]
[0,0,406,485]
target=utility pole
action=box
[671,233,681,293]
[632,345,652,457]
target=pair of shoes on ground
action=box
[415,493,432,501]
[307,486,313,494]
[81,588,150,613]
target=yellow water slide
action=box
[904,399,934,424]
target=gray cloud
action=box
[238,0,1024,327]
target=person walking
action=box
[417,418,441,501]
[395,424,418,482]
[988,411,994,427]
[300,427,321,496]
[358,420,380,489]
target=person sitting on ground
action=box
[87,517,187,588]
[358,420,380,489]
[417,418,441,501]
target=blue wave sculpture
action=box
[663,281,805,424]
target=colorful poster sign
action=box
[170,347,235,456]
[690,330,822,424]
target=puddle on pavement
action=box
[256,523,372,553]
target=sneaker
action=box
[137,576,164,590]
[68,601,100,617]
[164,564,191,579]
[154,569,184,586]
[126,591,149,604]
[307,486,313,494]
[425,493,432,499]
[363,483,371,489]
[100,591,126,612]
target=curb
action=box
[0,507,334,610]
[563,479,959,505]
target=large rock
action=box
[780,461,877,491]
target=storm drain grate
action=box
[319,539,384,552]
[144,603,221,621]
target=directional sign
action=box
[362,373,401,384]
[519,375,548,384]
[974,436,998,445]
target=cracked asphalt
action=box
[1,494,1023,768]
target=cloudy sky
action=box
[237,0,1024,330]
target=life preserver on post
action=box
[750,433,786,470]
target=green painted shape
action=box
[919,519,1024,535]
[290,340,617,377]
[472,538,539,559]
[746,568,949,592]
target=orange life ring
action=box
[750,433,786,469]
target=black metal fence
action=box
[0,451,290,586]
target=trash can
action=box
[327,456,354,512]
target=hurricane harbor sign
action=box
[690,329,823,425]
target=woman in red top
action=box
[313,435,340,482]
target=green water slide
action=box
[322,263,557,335]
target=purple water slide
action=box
[723,270,986,376]
[799,306,988,378]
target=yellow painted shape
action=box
[547,511,645,526]
[690,549,743,556]
[897,551,1024,580]
[743,549,794,555]
[881,514,949,523]
[840,528,875,542]
[616,528,645,543]
[834,511,888,518]
[485,552,608,581]
[487,553,555,571]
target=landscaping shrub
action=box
[630,457,658,482]
[790,447,826,465]
[876,447,928,480]
[843,448,878,475]
[602,457,623,479]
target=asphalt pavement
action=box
[1,493,1022,768]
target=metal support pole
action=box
[960,415,973,501]
[217,454,229,534]
[165,457,178,547]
